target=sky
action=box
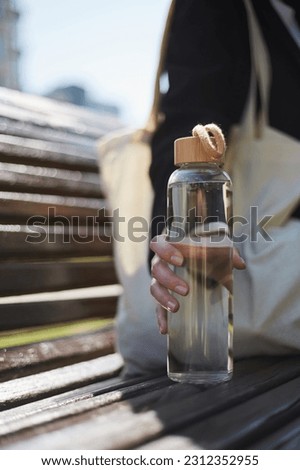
[17,0,171,126]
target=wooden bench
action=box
[1,88,300,451]
[0,88,121,382]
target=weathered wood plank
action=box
[0,162,100,184]
[0,324,116,382]
[0,134,98,171]
[0,116,99,148]
[0,376,170,444]
[0,226,113,261]
[0,162,102,198]
[154,375,300,450]
[0,352,123,411]
[2,357,300,450]
[0,103,108,140]
[247,416,300,450]
[0,259,116,296]
[0,88,120,139]
[0,192,107,223]
[0,285,121,330]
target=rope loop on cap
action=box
[192,123,226,161]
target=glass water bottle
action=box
[166,125,233,384]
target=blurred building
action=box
[0,0,20,89]
[46,85,119,117]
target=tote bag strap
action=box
[242,0,272,136]
[144,0,176,135]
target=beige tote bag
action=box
[98,129,166,376]
[227,0,300,356]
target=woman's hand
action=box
[150,234,246,334]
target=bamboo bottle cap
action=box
[174,123,226,166]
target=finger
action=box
[150,278,180,313]
[151,257,189,296]
[156,304,168,335]
[233,248,246,270]
[150,234,184,266]
[221,273,233,294]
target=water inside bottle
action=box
[167,180,233,384]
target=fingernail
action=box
[170,255,183,266]
[175,285,188,296]
[167,299,177,312]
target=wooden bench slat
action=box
[0,285,121,330]
[2,357,300,450]
[246,415,300,450]
[0,89,120,140]
[0,134,99,171]
[0,324,116,382]
[0,115,104,148]
[0,353,123,411]
[0,106,108,143]
[154,376,300,451]
[0,259,117,296]
[0,86,119,127]
[0,163,102,198]
[0,162,100,184]
[0,376,171,448]
[0,192,107,223]
[0,226,112,261]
